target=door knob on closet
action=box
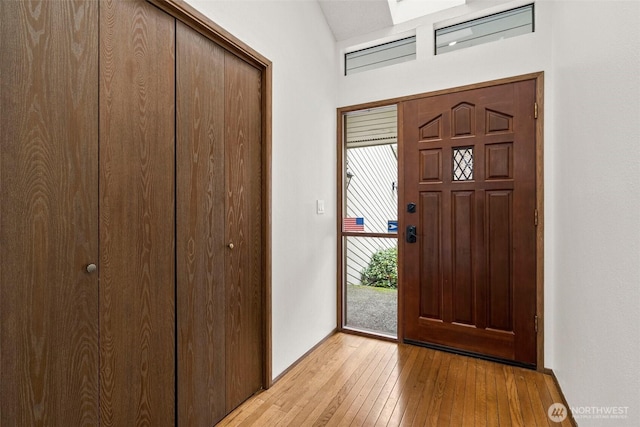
[227,242,234,250]
[86,263,97,273]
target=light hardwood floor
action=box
[218,333,573,426]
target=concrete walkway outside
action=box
[345,284,397,336]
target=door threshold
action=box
[342,327,398,343]
[404,339,536,370]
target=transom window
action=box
[435,4,534,55]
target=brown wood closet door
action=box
[176,24,264,424]
[176,21,227,426]
[99,0,176,425]
[401,81,537,366]
[225,52,264,412]
[0,0,100,425]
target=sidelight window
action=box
[340,105,399,338]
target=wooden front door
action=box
[401,80,537,366]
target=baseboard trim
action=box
[271,328,337,385]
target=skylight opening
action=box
[389,0,466,25]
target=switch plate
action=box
[316,199,325,214]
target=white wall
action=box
[337,1,640,425]
[186,0,339,379]
[550,1,640,426]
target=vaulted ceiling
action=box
[318,0,466,41]
[317,0,393,41]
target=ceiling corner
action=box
[318,0,394,41]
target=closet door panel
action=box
[224,52,264,412]
[176,21,227,426]
[99,0,175,425]
[0,0,100,425]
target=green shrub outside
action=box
[360,247,398,289]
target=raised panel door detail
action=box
[419,192,442,320]
[419,115,442,141]
[486,109,513,134]
[1,0,100,424]
[452,102,475,137]
[420,149,442,182]
[452,191,475,325]
[486,191,513,332]
[486,143,513,180]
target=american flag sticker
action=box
[344,217,365,232]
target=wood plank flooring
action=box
[217,333,573,426]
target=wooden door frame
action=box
[337,72,544,370]
[148,0,273,387]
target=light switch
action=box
[316,199,325,214]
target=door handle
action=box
[406,225,417,243]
